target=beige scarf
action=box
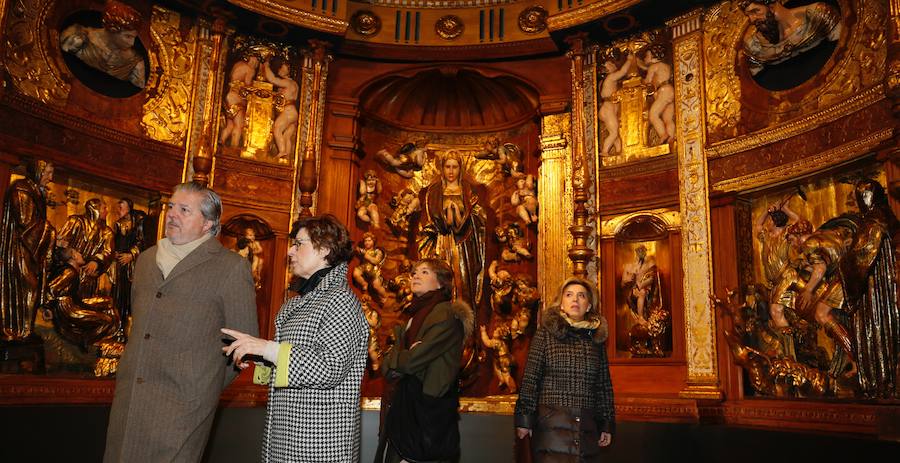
[561,311,602,330]
[156,234,213,279]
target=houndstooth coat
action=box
[262,262,369,463]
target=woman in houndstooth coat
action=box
[223,215,369,462]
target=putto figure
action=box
[356,170,383,229]
[263,57,299,160]
[352,232,389,301]
[378,140,428,178]
[598,50,634,156]
[59,0,146,88]
[738,0,841,75]
[219,53,260,147]
[636,44,675,145]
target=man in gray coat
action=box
[104,182,258,462]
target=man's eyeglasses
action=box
[290,239,311,248]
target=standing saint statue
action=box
[415,150,487,308]
[0,159,56,341]
[111,198,145,338]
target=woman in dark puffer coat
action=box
[514,277,615,462]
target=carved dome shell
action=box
[359,67,540,132]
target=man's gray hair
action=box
[172,181,222,236]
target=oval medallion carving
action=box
[518,6,548,34]
[351,10,381,36]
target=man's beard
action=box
[754,9,780,44]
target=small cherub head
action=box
[360,231,376,249]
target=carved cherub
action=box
[636,44,675,145]
[360,294,383,371]
[356,170,382,229]
[599,49,634,156]
[377,140,428,178]
[511,174,538,224]
[352,232,389,301]
[385,256,414,312]
[488,260,514,315]
[387,188,421,232]
[475,137,522,177]
[479,324,517,393]
[495,223,532,262]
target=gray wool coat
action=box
[104,237,258,463]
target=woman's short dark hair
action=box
[414,258,454,299]
[291,214,353,265]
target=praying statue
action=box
[111,198,146,338]
[59,0,146,89]
[415,150,487,308]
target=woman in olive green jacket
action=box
[378,258,474,463]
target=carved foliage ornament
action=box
[436,15,464,40]
[351,10,381,37]
[141,6,196,145]
[518,6,548,34]
[2,0,70,105]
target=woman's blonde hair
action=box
[545,277,601,321]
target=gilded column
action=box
[292,40,332,219]
[182,17,228,186]
[538,113,572,303]
[564,33,595,279]
[670,9,722,400]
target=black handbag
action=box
[384,374,460,462]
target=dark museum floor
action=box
[2,405,899,462]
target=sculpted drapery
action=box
[415,151,487,309]
[0,160,56,341]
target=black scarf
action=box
[291,266,333,296]
[404,289,450,348]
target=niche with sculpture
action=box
[717,168,900,399]
[610,214,674,359]
[220,215,275,339]
[1,161,159,377]
[217,35,300,164]
[350,124,541,398]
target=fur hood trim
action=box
[542,307,608,344]
[446,300,475,342]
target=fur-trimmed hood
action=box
[445,300,475,343]
[542,306,608,344]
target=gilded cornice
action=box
[597,155,677,180]
[711,127,892,193]
[228,0,348,34]
[547,0,642,31]
[706,85,886,159]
